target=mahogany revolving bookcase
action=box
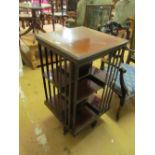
[36,26,128,136]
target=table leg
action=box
[20,26,33,37]
[21,19,25,29]
[20,10,47,37]
[35,23,46,33]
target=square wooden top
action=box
[36,26,128,62]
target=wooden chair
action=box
[98,47,135,120]
[98,17,135,120]
[41,0,67,27]
[60,0,78,26]
[65,11,77,27]
[65,4,113,29]
[84,5,113,30]
[99,17,135,68]
[114,48,135,120]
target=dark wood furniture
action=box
[100,46,135,120]
[84,5,113,30]
[67,0,77,11]
[19,13,32,30]
[19,2,51,36]
[127,17,135,50]
[19,0,32,29]
[43,0,78,27]
[41,0,67,28]
[36,26,128,135]
[126,19,135,64]
[65,4,112,29]
[99,17,135,120]
[115,48,135,120]
[99,17,135,68]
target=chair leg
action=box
[116,97,125,120]
[21,20,25,29]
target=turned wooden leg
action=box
[40,14,45,28]
[20,26,33,37]
[47,15,51,24]
[21,19,25,29]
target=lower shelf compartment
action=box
[86,94,110,114]
[86,94,101,113]
[44,94,108,135]
[44,95,67,122]
[77,78,102,103]
[44,95,98,135]
[73,104,97,135]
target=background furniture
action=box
[19,13,32,30]
[84,5,112,30]
[66,4,113,29]
[19,2,51,36]
[112,0,135,25]
[116,48,135,119]
[36,26,128,135]
[43,0,78,27]
[19,0,32,29]
[99,17,135,119]
[20,35,38,69]
[102,48,135,120]
[65,11,77,27]
[99,17,135,68]
[127,17,135,50]
[41,0,67,28]
[19,23,64,69]
[76,0,113,26]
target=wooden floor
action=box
[19,58,135,155]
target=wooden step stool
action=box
[20,34,39,69]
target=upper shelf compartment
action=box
[43,63,107,86]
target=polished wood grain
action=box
[36,26,128,61]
